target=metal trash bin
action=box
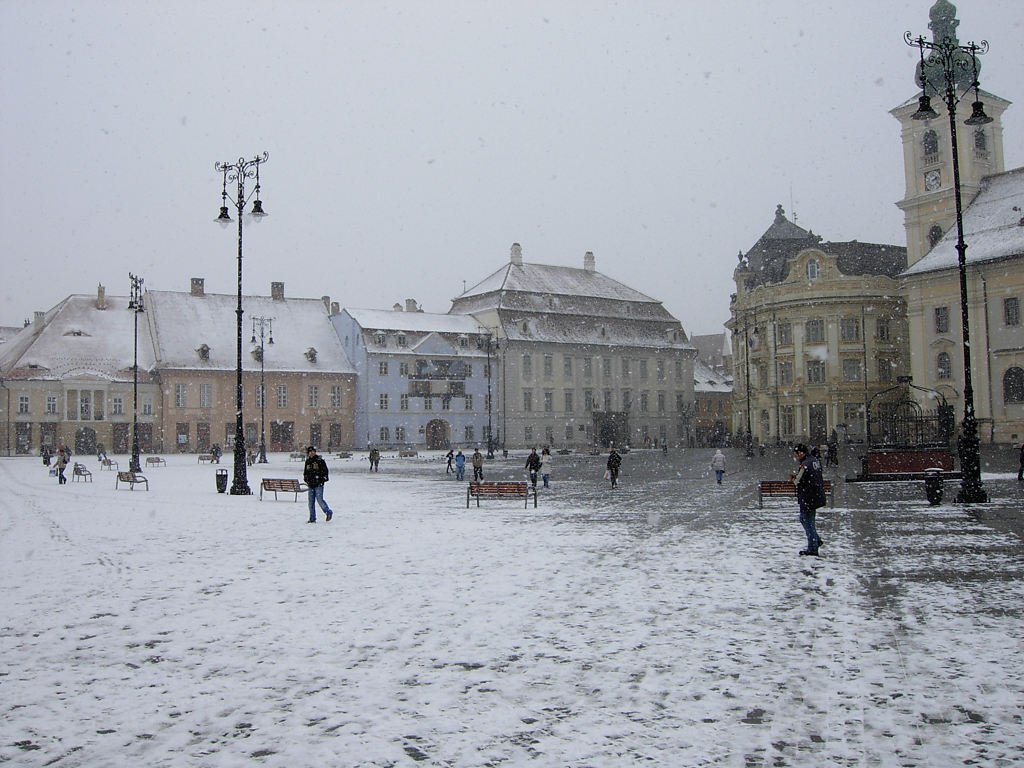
[924,469,944,506]
[215,468,229,494]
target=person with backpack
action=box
[302,446,334,524]
[792,443,826,556]
[471,448,484,481]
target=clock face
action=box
[925,170,941,191]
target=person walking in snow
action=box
[525,448,541,488]
[710,448,727,484]
[445,449,454,474]
[539,447,552,488]
[1018,441,1024,482]
[606,448,622,488]
[369,447,380,472]
[471,448,484,481]
[53,448,68,485]
[454,450,466,481]
[792,443,826,556]
[303,446,334,523]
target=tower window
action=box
[928,224,943,249]
[922,130,939,164]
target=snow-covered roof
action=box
[146,290,354,374]
[457,262,658,304]
[693,358,732,394]
[0,295,157,381]
[345,308,487,335]
[903,166,1024,276]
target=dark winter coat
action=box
[794,454,826,510]
[606,451,622,472]
[525,452,541,472]
[303,455,330,488]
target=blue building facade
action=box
[333,304,494,450]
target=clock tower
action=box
[891,0,1010,267]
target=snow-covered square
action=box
[1,447,1022,766]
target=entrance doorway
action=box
[425,419,450,449]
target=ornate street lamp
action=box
[215,152,269,495]
[250,316,274,463]
[128,273,144,472]
[484,332,499,459]
[905,26,990,503]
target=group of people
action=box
[446,448,485,481]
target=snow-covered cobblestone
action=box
[1,448,1021,766]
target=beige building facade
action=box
[449,245,697,450]
[728,207,909,446]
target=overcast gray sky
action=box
[2,1,1022,336]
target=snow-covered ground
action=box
[1,447,1022,767]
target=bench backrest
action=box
[117,471,137,481]
[759,480,833,492]
[470,482,528,493]
[263,478,301,490]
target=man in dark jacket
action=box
[607,448,622,488]
[525,448,541,487]
[792,443,825,556]
[303,446,333,523]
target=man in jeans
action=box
[303,445,333,523]
[792,443,825,556]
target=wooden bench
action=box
[100,458,118,471]
[198,454,214,464]
[467,481,537,508]
[399,450,418,457]
[72,463,93,482]
[116,471,148,491]
[758,480,834,508]
[145,456,166,467]
[260,478,307,501]
[289,452,306,462]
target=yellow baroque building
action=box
[727,206,909,447]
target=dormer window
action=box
[375,333,386,346]
[806,259,819,281]
[305,347,318,363]
[197,344,210,360]
[64,329,87,337]
[522,321,529,334]
[459,336,468,348]
[397,334,407,347]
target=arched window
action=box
[974,129,988,153]
[923,130,939,161]
[1004,367,1024,403]
[937,352,952,380]
[806,259,819,281]
[928,224,944,248]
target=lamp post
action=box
[215,152,269,495]
[743,317,754,457]
[905,28,990,503]
[128,273,144,473]
[484,332,499,459]
[250,316,274,463]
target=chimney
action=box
[330,301,339,316]
[510,242,523,266]
[190,277,205,297]
[34,311,45,326]
[393,303,403,312]
[95,283,107,310]
[271,281,284,300]
[584,251,595,272]
[321,295,330,312]
[405,298,418,312]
